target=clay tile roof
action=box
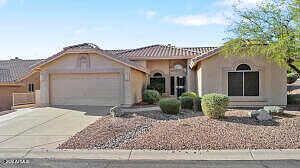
[182,47,218,54]
[190,47,221,68]
[115,45,201,59]
[0,58,44,83]
[104,49,131,55]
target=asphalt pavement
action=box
[0,159,300,168]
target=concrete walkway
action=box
[0,106,102,149]
[1,149,299,160]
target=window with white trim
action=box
[228,64,259,96]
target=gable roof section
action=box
[0,59,44,84]
[189,47,221,68]
[35,43,147,73]
[115,45,201,59]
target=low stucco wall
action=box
[196,54,287,106]
[130,69,147,104]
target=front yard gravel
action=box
[58,108,300,150]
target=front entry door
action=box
[176,76,186,97]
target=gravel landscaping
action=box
[58,108,300,150]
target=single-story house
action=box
[0,58,41,110]
[0,43,287,109]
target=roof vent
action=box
[11,57,21,60]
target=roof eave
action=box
[189,48,221,69]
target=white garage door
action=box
[50,73,121,106]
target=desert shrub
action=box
[180,97,194,109]
[181,92,197,99]
[159,98,181,115]
[194,97,202,111]
[263,106,284,115]
[201,94,229,119]
[287,72,298,84]
[142,90,161,104]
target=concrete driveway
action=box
[0,106,107,149]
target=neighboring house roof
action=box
[189,47,221,68]
[114,45,202,59]
[182,47,218,54]
[35,43,147,73]
[0,58,44,83]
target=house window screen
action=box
[244,72,259,96]
[228,72,243,96]
[170,76,175,95]
[228,64,259,96]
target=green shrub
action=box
[181,92,197,99]
[147,82,165,95]
[287,94,300,104]
[180,97,194,109]
[287,73,298,84]
[159,98,181,115]
[194,97,202,111]
[142,90,161,104]
[201,94,229,119]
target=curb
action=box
[1,149,299,160]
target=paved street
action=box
[0,159,299,168]
[0,106,104,149]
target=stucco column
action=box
[186,59,192,91]
[165,75,170,96]
[40,71,50,106]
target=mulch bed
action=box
[58,108,300,150]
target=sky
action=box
[0,0,262,60]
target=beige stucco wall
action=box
[195,53,287,106]
[130,69,147,104]
[39,52,136,107]
[0,72,40,110]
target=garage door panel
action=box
[51,73,121,106]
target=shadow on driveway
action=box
[52,105,112,116]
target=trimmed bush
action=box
[180,97,194,109]
[194,97,202,111]
[142,90,161,104]
[287,72,298,84]
[287,94,300,104]
[159,98,181,115]
[201,94,229,119]
[147,82,165,95]
[182,92,197,99]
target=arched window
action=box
[228,63,259,96]
[153,72,163,77]
[150,72,165,93]
[174,64,184,70]
[236,64,251,71]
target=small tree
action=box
[223,0,300,75]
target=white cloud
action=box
[0,0,7,7]
[165,12,231,26]
[215,0,263,8]
[144,10,157,19]
[74,28,87,36]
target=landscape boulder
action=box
[109,106,125,117]
[249,109,272,121]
